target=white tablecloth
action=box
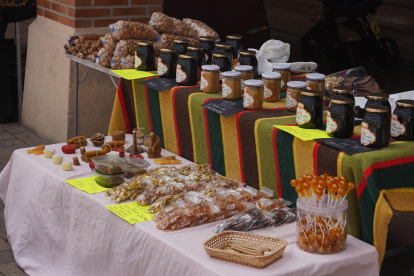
[0,135,379,276]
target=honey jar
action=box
[211,53,231,80]
[222,71,242,100]
[286,81,306,112]
[306,73,326,93]
[361,105,390,148]
[262,72,281,102]
[332,85,355,109]
[187,45,206,69]
[173,39,189,55]
[176,55,198,86]
[226,34,243,66]
[297,90,323,129]
[201,65,220,93]
[237,50,258,79]
[234,65,253,90]
[243,79,264,110]
[199,36,215,65]
[214,42,233,67]
[135,41,155,71]
[272,63,291,92]
[158,48,178,78]
[365,93,391,117]
[327,97,355,138]
[391,100,414,141]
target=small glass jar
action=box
[237,50,258,79]
[306,73,326,93]
[286,81,306,112]
[135,41,155,71]
[211,53,232,80]
[157,48,178,78]
[391,100,414,141]
[365,93,391,117]
[201,65,220,93]
[272,63,291,92]
[133,127,145,145]
[332,85,355,109]
[222,71,242,100]
[361,105,390,148]
[214,42,233,68]
[243,79,264,110]
[297,90,323,129]
[176,54,198,86]
[187,45,206,69]
[199,36,215,65]
[226,34,243,66]
[327,97,355,138]
[234,65,253,90]
[173,39,189,56]
[262,72,281,102]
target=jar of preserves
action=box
[234,65,253,90]
[187,45,206,69]
[297,90,323,129]
[173,39,189,56]
[157,48,178,78]
[135,41,155,71]
[262,72,281,102]
[286,81,306,112]
[361,105,390,148]
[306,73,326,92]
[237,50,258,79]
[243,79,264,110]
[201,65,220,93]
[332,85,355,109]
[211,53,232,80]
[222,71,242,100]
[272,63,291,92]
[326,97,355,138]
[214,42,233,67]
[391,100,414,141]
[199,36,215,65]
[176,54,198,86]
[226,34,243,66]
[365,93,391,117]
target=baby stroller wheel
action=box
[301,44,321,63]
[375,36,400,69]
[329,43,355,72]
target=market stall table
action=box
[0,135,379,276]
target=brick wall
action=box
[36,0,163,28]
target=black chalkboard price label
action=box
[201,99,246,118]
[315,137,382,155]
[140,77,178,92]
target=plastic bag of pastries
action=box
[110,20,159,41]
[157,33,199,48]
[96,48,112,68]
[113,39,141,58]
[148,12,198,38]
[183,18,220,40]
[120,55,135,69]
[101,33,118,55]
[110,56,122,70]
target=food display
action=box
[52,154,63,164]
[124,158,150,179]
[286,81,306,112]
[158,48,178,78]
[62,162,73,171]
[81,149,107,163]
[296,90,323,129]
[27,144,45,155]
[93,169,125,188]
[147,133,162,159]
[73,157,81,166]
[325,76,344,90]
[111,131,126,142]
[67,136,87,148]
[64,35,102,62]
[96,48,112,68]
[90,133,106,146]
[153,156,182,165]
[306,73,326,93]
[222,71,242,100]
[290,173,355,254]
[262,72,281,102]
[327,98,355,138]
[113,39,140,59]
[243,80,264,111]
[361,105,390,148]
[183,18,220,40]
[200,65,220,93]
[226,34,243,66]
[234,65,253,90]
[92,155,128,175]
[199,37,215,65]
[272,64,291,92]
[392,100,414,141]
[149,12,198,38]
[236,50,258,79]
[110,20,159,42]
[43,148,55,158]
[176,55,198,86]
[102,141,125,151]
[364,93,392,117]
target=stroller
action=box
[301,0,400,71]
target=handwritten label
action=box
[274,125,331,141]
[201,99,245,118]
[111,69,156,80]
[264,84,274,99]
[391,114,406,137]
[243,88,254,108]
[286,90,298,109]
[361,121,376,146]
[316,138,382,155]
[222,79,232,97]
[107,202,153,224]
[140,77,178,92]
[157,58,168,76]
[176,65,187,83]
[200,72,208,90]
[135,54,142,68]
[296,103,311,125]
[326,111,338,134]
[65,176,109,194]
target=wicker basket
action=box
[203,231,287,269]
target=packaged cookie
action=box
[149,12,198,38]
[110,20,159,42]
[96,48,112,68]
[183,18,220,40]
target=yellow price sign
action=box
[65,176,108,194]
[107,202,153,224]
[111,69,156,80]
[274,125,332,141]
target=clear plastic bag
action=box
[149,12,198,38]
[183,18,220,40]
[110,20,159,41]
[120,55,135,69]
[325,67,368,90]
[96,48,112,68]
[101,34,118,55]
[113,39,141,58]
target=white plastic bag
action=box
[248,39,290,74]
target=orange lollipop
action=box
[337,188,345,199]
[290,179,298,187]
[296,186,305,197]
[302,182,311,197]
[346,182,356,195]
[340,176,348,183]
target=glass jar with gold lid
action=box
[173,39,189,55]
[237,50,258,78]
[135,40,155,71]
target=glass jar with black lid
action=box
[173,39,189,56]
[361,105,390,148]
[326,97,355,138]
[135,40,155,71]
[226,34,243,66]
[157,48,178,78]
[213,42,233,67]
[365,93,391,117]
[187,45,206,69]
[176,54,198,86]
[296,90,323,129]
[237,50,258,79]
[332,85,355,107]
[199,36,215,65]
[211,52,231,80]
[391,100,414,141]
